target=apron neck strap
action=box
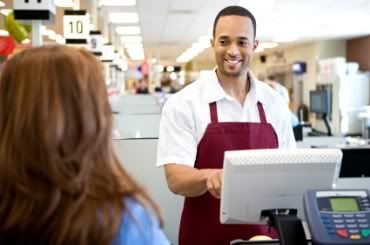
[257,101,267,123]
[209,102,218,123]
[209,101,267,123]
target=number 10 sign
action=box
[63,10,89,41]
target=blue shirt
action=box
[112,199,170,245]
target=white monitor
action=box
[335,146,370,189]
[220,148,343,224]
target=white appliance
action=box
[314,71,370,136]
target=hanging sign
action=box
[13,0,56,22]
[64,10,89,44]
[88,30,102,56]
[101,43,114,62]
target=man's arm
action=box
[164,164,223,198]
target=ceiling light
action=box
[124,43,143,49]
[99,0,136,6]
[191,42,205,52]
[176,57,190,63]
[259,42,278,49]
[121,35,142,43]
[273,35,299,43]
[116,26,141,35]
[43,29,55,36]
[167,66,174,72]
[0,1,5,7]
[157,65,164,72]
[55,0,74,7]
[0,29,9,36]
[109,13,139,24]
[170,72,177,80]
[127,49,144,56]
[255,46,264,53]
[21,38,31,44]
[129,53,145,61]
[0,9,11,16]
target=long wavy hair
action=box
[0,45,161,245]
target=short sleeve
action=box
[156,97,198,167]
[113,199,170,245]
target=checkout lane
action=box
[109,91,370,245]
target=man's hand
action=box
[206,169,223,199]
[164,164,223,198]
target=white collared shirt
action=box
[157,70,296,167]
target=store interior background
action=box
[1,0,370,244]
[1,0,370,136]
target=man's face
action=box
[211,15,258,78]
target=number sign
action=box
[63,10,89,40]
[89,31,103,55]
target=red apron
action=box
[179,101,279,245]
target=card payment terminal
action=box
[304,189,370,244]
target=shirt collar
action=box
[203,68,266,105]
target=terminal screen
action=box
[330,197,359,212]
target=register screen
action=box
[330,197,359,212]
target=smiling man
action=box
[157,5,296,245]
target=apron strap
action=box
[209,102,218,123]
[257,101,267,123]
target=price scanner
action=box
[304,189,370,245]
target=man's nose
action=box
[226,43,239,57]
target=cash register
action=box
[221,148,370,244]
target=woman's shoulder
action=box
[112,198,170,245]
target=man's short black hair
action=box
[213,5,256,39]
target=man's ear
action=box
[253,39,259,51]
[211,38,215,48]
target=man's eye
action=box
[239,41,247,46]
[220,40,227,45]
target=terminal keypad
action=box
[321,212,370,240]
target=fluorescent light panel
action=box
[124,43,143,48]
[273,35,299,43]
[116,26,141,35]
[55,0,74,7]
[109,13,139,24]
[259,42,278,49]
[121,35,142,43]
[128,49,144,54]
[99,0,136,6]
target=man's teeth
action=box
[226,59,239,64]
